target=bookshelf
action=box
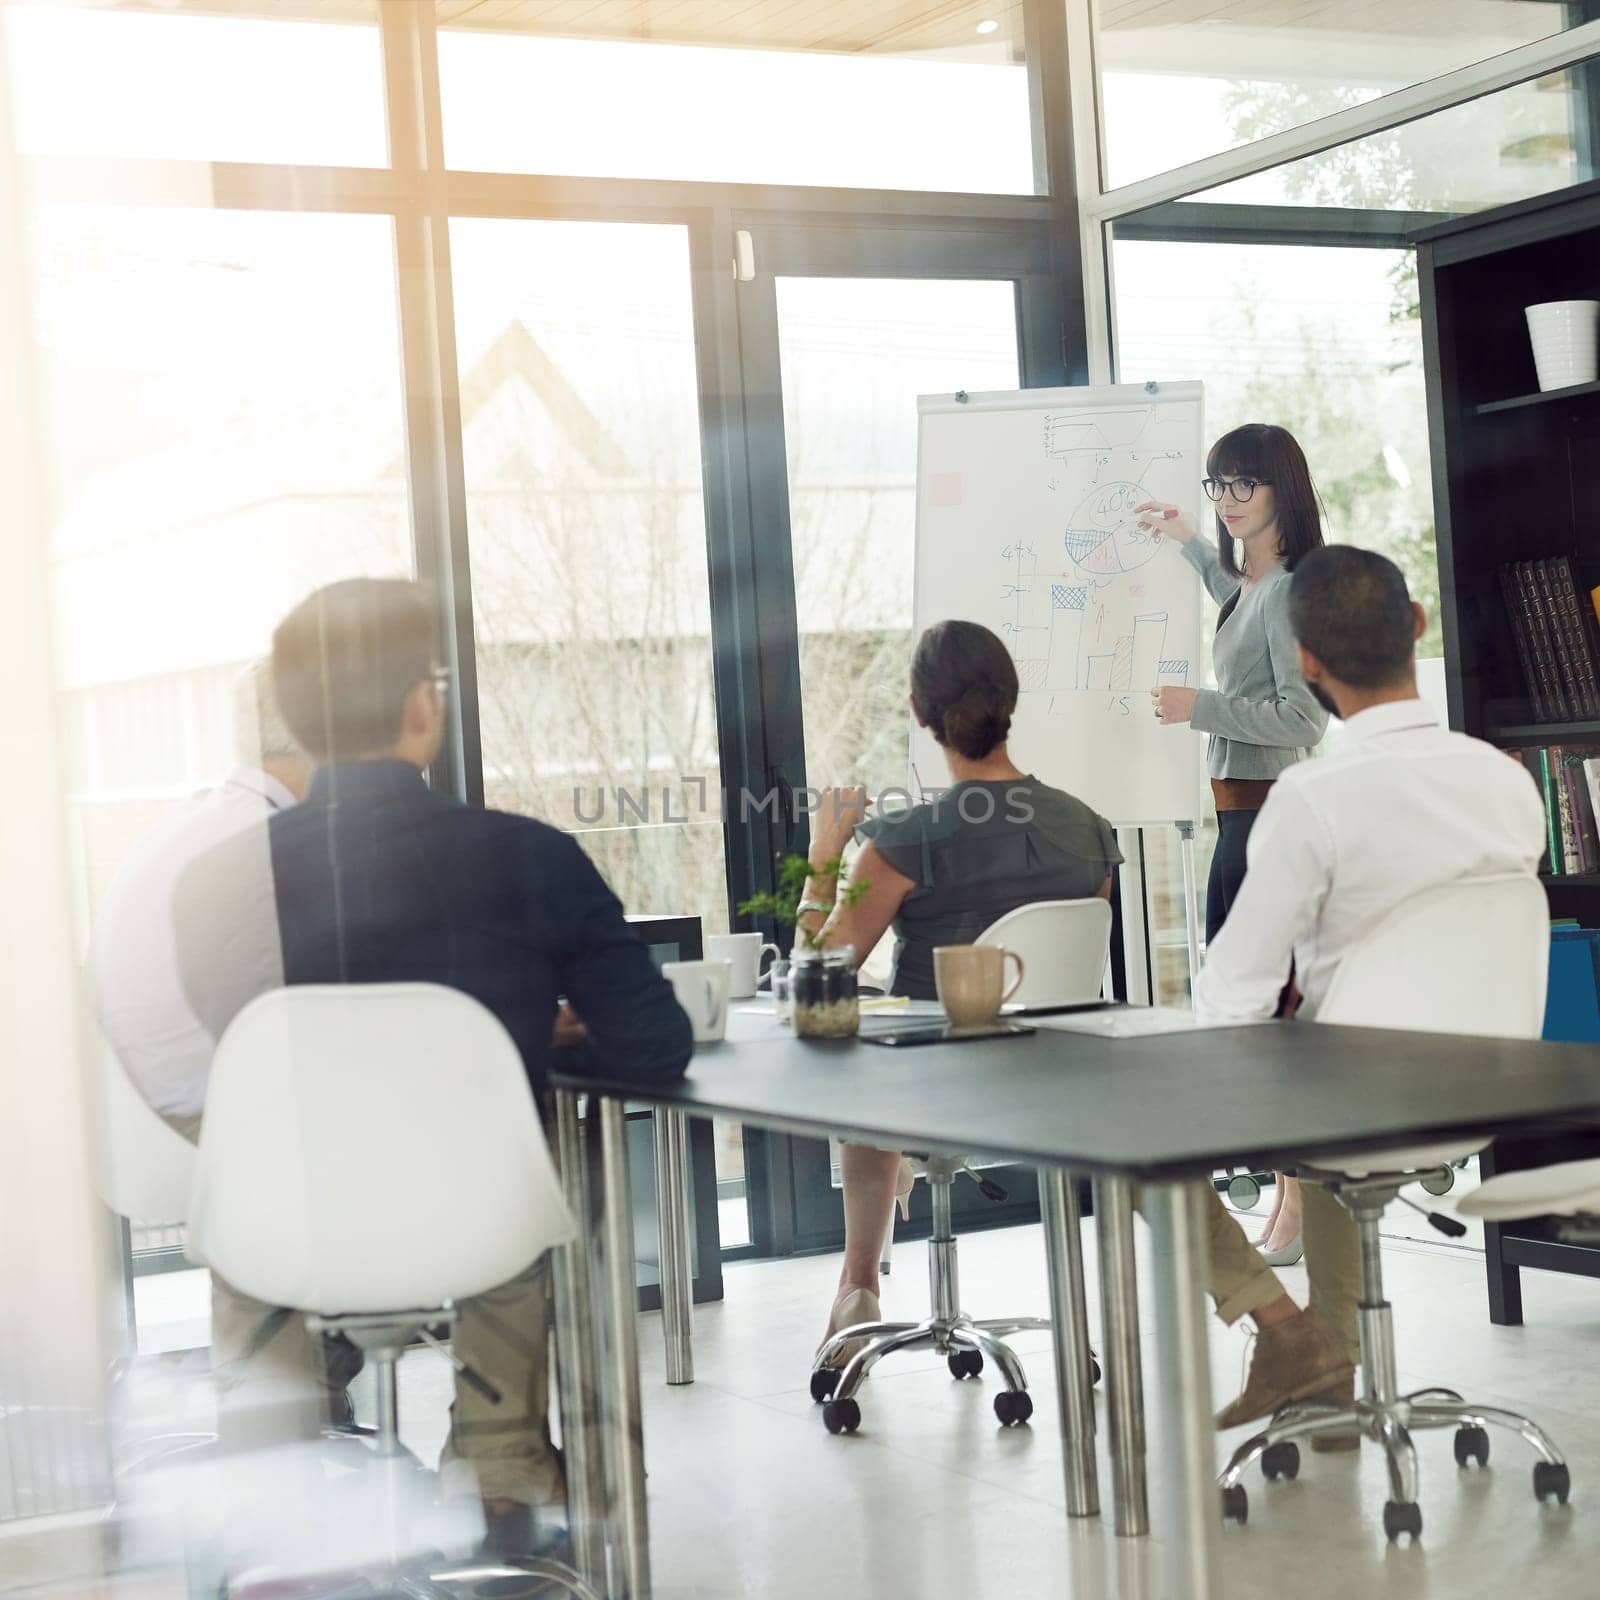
[1417,179,1600,1324]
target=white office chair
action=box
[190,983,597,1599]
[1218,876,1569,1543]
[812,900,1109,1434]
[98,1043,198,1233]
[978,897,1113,1006]
[1459,1158,1600,1233]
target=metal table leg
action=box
[598,1096,652,1600]
[1040,1168,1099,1519]
[652,1107,694,1386]
[1095,1175,1148,1536]
[553,1090,608,1591]
[1146,1179,1220,1600]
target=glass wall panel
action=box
[1097,0,1573,189]
[5,0,386,166]
[1195,61,1597,213]
[448,217,730,933]
[776,277,1021,798]
[437,3,1035,192]
[1112,237,1438,1001]
[29,205,411,916]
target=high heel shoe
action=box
[816,1287,881,1371]
[1258,1234,1303,1267]
[895,1156,916,1222]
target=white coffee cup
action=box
[706,932,781,999]
[663,959,732,1044]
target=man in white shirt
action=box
[1194,546,1545,1436]
[91,665,310,1122]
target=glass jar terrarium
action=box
[790,944,859,1038]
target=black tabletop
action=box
[552,1017,1600,1181]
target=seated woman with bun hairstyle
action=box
[794,618,1122,1369]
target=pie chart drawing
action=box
[1064,481,1164,576]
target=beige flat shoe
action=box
[816,1286,881,1371]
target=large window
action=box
[449,217,730,931]
[437,5,1036,193]
[1113,236,1437,1003]
[1097,0,1575,189]
[777,277,1022,802]
[1195,61,1597,213]
[5,0,387,166]
[30,205,411,913]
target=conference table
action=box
[549,1007,1600,1600]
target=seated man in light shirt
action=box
[1192,545,1546,1435]
[90,662,309,1125]
[88,666,365,1425]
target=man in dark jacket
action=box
[175,578,692,1558]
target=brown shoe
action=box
[1307,1376,1361,1453]
[1215,1310,1355,1431]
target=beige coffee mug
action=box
[934,944,1025,1030]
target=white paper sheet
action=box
[1030,1006,1260,1039]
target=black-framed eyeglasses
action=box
[1202,476,1270,504]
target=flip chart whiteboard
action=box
[912,382,1206,826]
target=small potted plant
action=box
[739,854,868,1039]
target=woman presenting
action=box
[1137,422,1328,1264]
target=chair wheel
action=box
[993,1389,1033,1427]
[1221,1484,1248,1525]
[1261,1441,1300,1481]
[1534,1461,1570,1504]
[948,1348,984,1380]
[822,1398,860,1435]
[1383,1500,1422,1543]
[1453,1425,1489,1469]
[809,1367,839,1403]
[1226,1174,1261,1210]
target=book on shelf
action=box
[1518,745,1600,877]
[1499,557,1600,723]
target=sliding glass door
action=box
[728,221,1072,1252]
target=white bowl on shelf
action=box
[1526,300,1599,391]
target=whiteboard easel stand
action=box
[1177,820,1202,993]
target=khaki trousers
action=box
[170,1111,560,1506]
[1199,1179,1362,1364]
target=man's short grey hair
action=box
[232,659,301,768]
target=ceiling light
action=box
[976,19,1000,34]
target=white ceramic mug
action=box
[663,959,732,1043]
[706,932,782,999]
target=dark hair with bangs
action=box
[1207,423,1325,580]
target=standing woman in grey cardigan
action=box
[1136,423,1329,1261]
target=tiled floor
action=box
[7,1187,1599,1599]
[623,1213,1600,1599]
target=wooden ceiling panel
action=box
[87,0,1028,54]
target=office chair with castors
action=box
[191,983,600,1599]
[812,899,1109,1435]
[1218,876,1569,1543]
[1458,1157,1600,1241]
